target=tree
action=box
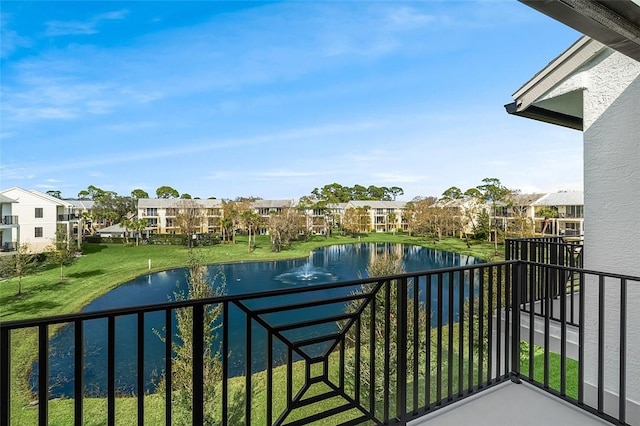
[180,193,192,199]
[477,178,511,254]
[155,255,240,424]
[342,206,371,236]
[389,186,404,200]
[131,189,149,199]
[156,186,179,199]
[93,193,136,226]
[311,183,352,203]
[49,228,78,281]
[175,200,204,249]
[131,218,149,246]
[0,243,39,295]
[267,207,303,252]
[441,186,463,200]
[121,218,133,245]
[78,185,104,200]
[46,190,62,199]
[241,209,262,252]
[341,252,422,402]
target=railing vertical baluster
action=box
[457,272,464,396]
[425,274,432,409]
[245,313,252,425]
[560,265,567,397]
[396,277,407,421]
[74,319,84,426]
[619,278,627,424]
[412,276,419,413]
[597,275,605,413]
[222,302,229,425]
[370,295,376,416]
[504,264,511,377]
[578,271,585,404]
[544,267,550,389]
[137,312,144,425]
[487,267,493,382]
[383,280,391,421]
[192,305,204,425]
[529,262,535,379]
[0,327,9,426]
[511,262,521,383]
[477,269,484,388]
[339,329,345,391]
[107,316,115,426]
[496,266,502,379]
[437,272,443,404]
[266,331,273,425]
[447,271,454,400]
[286,346,293,410]
[354,317,361,405]
[165,309,172,425]
[468,270,474,392]
[38,324,49,425]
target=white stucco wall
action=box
[0,188,60,252]
[581,50,640,424]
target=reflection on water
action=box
[33,243,480,398]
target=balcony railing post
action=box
[510,262,522,383]
[396,277,408,423]
[1,327,10,426]
[192,304,204,425]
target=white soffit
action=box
[512,36,605,112]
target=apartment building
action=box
[0,188,79,253]
[137,198,224,235]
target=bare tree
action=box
[0,243,38,295]
[175,199,204,249]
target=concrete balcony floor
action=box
[410,381,609,426]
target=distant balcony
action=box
[0,242,17,252]
[58,214,80,221]
[0,216,18,226]
[0,238,635,425]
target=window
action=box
[35,227,43,237]
[35,208,43,218]
[146,208,158,216]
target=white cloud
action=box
[45,9,128,36]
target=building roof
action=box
[67,200,95,209]
[0,187,74,207]
[346,200,407,209]
[507,0,640,130]
[505,36,606,130]
[519,0,640,62]
[0,194,17,204]
[533,191,584,206]
[137,198,223,208]
[251,199,296,209]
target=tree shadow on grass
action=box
[0,294,62,319]
[81,244,109,255]
[67,269,106,279]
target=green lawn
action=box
[1,234,499,424]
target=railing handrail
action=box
[521,260,640,283]
[0,260,514,330]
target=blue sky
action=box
[1,1,583,201]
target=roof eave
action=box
[519,0,640,62]
[504,102,583,130]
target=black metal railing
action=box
[0,258,635,425]
[515,261,636,426]
[506,237,583,326]
[58,214,80,221]
[1,216,18,225]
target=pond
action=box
[33,243,480,398]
